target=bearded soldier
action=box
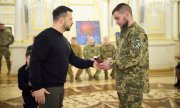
[100,3,149,108]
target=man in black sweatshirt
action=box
[30,6,98,108]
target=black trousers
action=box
[23,94,38,108]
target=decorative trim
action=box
[0,0,15,5]
[149,68,174,76]
[147,1,163,31]
[173,0,180,2]
[31,0,48,30]
[148,33,166,40]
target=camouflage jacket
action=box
[0,29,14,47]
[111,22,149,93]
[83,45,100,59]
[100,43,115,60]
[71,44,82,58]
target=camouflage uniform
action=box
[0,28,14,74]
[94,43,115,80]
[83,44,100,80]
[111,22,149,108]
[67,44,83,82]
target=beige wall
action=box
[2,0,176,42]
[0,0,179,73]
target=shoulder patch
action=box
[134,36,141,49]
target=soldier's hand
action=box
[99,59,112,70]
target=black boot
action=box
[174,80,180,87]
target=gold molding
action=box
[148,33,165,36]
[64,0,94,5]
[64,0,101,21]
[173,0,180,2]
[149,68,174,76]
[148,33,166,40]
[64,0,102,39]
[31,0,48,30]
[147,1,163,31]
[0,0,15,5]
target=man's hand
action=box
[33,88,50,104]
[93,61,100,69]
[99,58,112,70]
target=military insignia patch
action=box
[135,38,141,49]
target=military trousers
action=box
[67,64,83,82]
[67,65,74,82]
[94,69,115,80]
[0,47,11,73]
[85,68,92,80]
[110,70,115,79]
[94,69,108,80]
[117,91,143,108]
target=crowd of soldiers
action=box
[67,36,115,82]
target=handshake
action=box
[92,56,112,70]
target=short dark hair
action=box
[53,6,73,21]
[112,3,132,16]
[26,45,32,57]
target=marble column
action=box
[172,2,178,40]
[165,2,173,40]
[15,0,22,41]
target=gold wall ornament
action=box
[0,0,15,5]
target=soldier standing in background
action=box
[100,3,149,108]
[0,22,14,75]
[94,36,115,80]
[83,36,100,80]
[67,37,83,82]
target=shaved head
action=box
[103,36,109,40]
[87,36,94,45]
[103,36,109,45]
[71,36,77,45]
[112,3,132,16]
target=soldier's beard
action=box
[121,17,129,30]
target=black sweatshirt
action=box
[30,28,94,91]
[18,64,32,96]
